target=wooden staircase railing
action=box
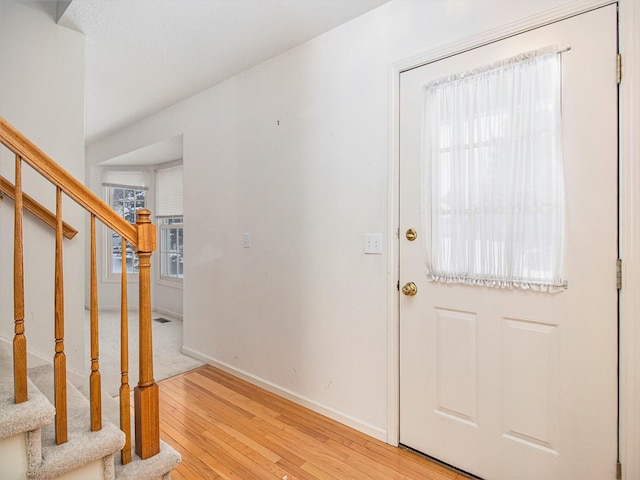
[0,116,160,462]
[0,175,78,239]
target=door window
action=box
[422,47,565,291]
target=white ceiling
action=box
[98,135,184,167]
[53,0,391,146]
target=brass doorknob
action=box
[406,228,417,241]
[402,282,417,296]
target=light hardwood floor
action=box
[159,365,466,480]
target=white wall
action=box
[153,280,183,320]
[0,1,85,379]
[86,0,570,439]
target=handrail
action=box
[1,116,160,460]
[0,175,78,239]
[0,117,137,245]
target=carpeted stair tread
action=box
[29,423,124,480]
[28,364,125,479]
[100,387,181,479]
[114,440,181,480]
[0,376,55,439]
[1,339,180,479]
[0,341,55,438]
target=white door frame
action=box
[387,0,640,477]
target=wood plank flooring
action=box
[158,365,466,480]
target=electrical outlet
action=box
[243,232,251,248]
[364,233,382,254]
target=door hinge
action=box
[617,460,622,479]
[617,54,622,84]
[617,259,623,290]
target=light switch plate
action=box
[364,233,382,254]
[243,233,251,248]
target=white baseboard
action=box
[87,305,139,312]
[152,308,183,321]
[181,346,387,442]
[83,305,183,322]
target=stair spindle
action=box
[120,236,132,464]
[54,187,68,444]
[13,154,27,404]
[90,214,102,431]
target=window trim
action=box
[102,169,150,283]
[157,216,184,286]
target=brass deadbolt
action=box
[406,229,417,241]
[402,282,417,296]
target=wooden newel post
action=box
[133,209,160,459]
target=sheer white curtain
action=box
[422,47,565,291]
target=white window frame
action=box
[102,169,150,282]
[157,216,184,284]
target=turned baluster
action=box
[54,187,68,444]
[13,154,27,404]
[120,236,132,464]
[90,214,102,431]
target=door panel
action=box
[502,317,559,454]
[434,308,477,426]
[399,5,618,479]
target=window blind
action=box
[155,165,183,217]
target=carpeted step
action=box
[28,364,125,480]
[113,440,180,480]
[0,339,54,468]
[0,366,55,441]
[1,339,179,480]
[99,386,181,479]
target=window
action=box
[156,164,183,282]
[103,170,149,276]
[159,216,183,279]
[422,47,565,291]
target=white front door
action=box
[399,5,618,479]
